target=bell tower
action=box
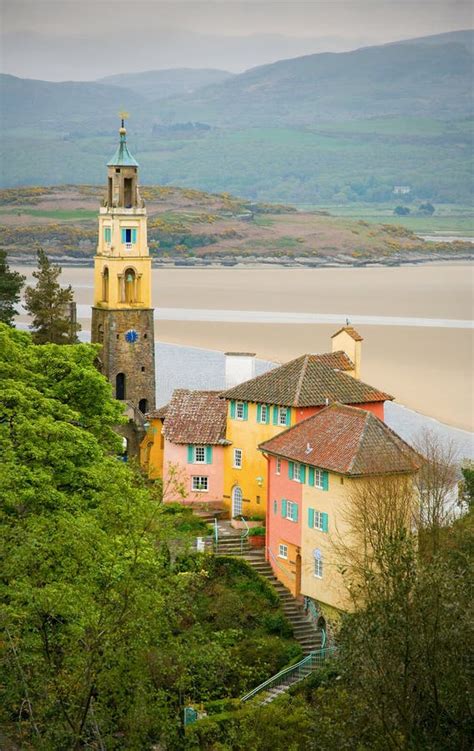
[91,115,156,418]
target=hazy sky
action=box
[1,0,472,79]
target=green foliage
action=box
[0,248,24,325]
[460,462,474,510]
[394,205,410,215]
[0,327,300,748]
[23,248,81,344]
[248,526,266,536]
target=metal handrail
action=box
[240,646,335,703]
[240,516,250,555]
[267,546,296,580]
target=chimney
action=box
[331,326,363,379]
[225,352,256,389]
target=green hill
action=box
[98,68,234,100]
[157,32,474,126]
[1,32,473,204]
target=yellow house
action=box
[140,404,168,478]
[221,340,391,519]
[259,403,421,631]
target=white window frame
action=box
[314,511,324,531]
[192,476,209,492]
[233,448,243,469]
[314,556,323,578]
[286,501,297,521]
[276,457,281,475]
[293,463,301,482]
[236,402,245,420]
[278,544,288,559]
[260,404,268,423]
[314,469,324,489]
[194,445,206,464]
[278,407,288,426]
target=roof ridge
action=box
[294,354,310,405]
[220,353,306,401]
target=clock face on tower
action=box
[125,329,139,343]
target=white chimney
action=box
[225,352,256,389]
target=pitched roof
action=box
[259,403,421,476]
[221,354,391,407]
[331,326,363,341]
[147,404,168,420]
[163,389,229,445]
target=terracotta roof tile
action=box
[147,404,168,419]
[163,389,228,445]
[221,354,392,407]
[331,326,364,341]
[259,403,421,476]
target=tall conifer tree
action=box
[24,249,81,344]
[0,249,25,326]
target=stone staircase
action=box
[215,534,322,656]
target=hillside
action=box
[157,32,474,126]
[1,185,471,266]
[98,68,234,100]
[1,32,473,204]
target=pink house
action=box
[265,453,304,597]
[162,389,229,506]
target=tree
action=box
[0,249,25,326]
[414,429,460,556]
[23,249,81,344]
[418,202,435,215]
[394,205,410,216]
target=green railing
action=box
[240,644,335,704]
[240,517,249,555]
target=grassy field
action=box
[297,204,474,236]
[1,116,472,208]
[0,207,97,221]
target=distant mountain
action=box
[98,68,234,100]
[156,31,474,126]
[0,74,146,130]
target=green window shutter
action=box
[187,445,194,463]
[206,446,213,464]
[121,228,127,243]
[257,404,262,422]
[281,499,287,518]
[131,228,137,243]
[266,405,270,424]
[308,467,315,486]
[301,465,306,484]
[285,408,291,426]
[288,461,294,480]
[322,512,329,532]
[308,507,315,528]
[230,400,236,418]
[243,402,248,420]
[273,500,277,514]
[322,471,329,491]
[292,503,298,522]
[273,406,279,425]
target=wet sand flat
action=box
[13,264,474,431]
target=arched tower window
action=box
[138,398,148,414]
[116,372,126,400]
[124,268,136,303]
[102,267,109,302]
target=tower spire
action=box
[107,111,139,168]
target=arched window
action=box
[138,398,148,414]
[232,486,243,517]
[124,268,136,303]
[116,372,126,400]
[102,267,109,302]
